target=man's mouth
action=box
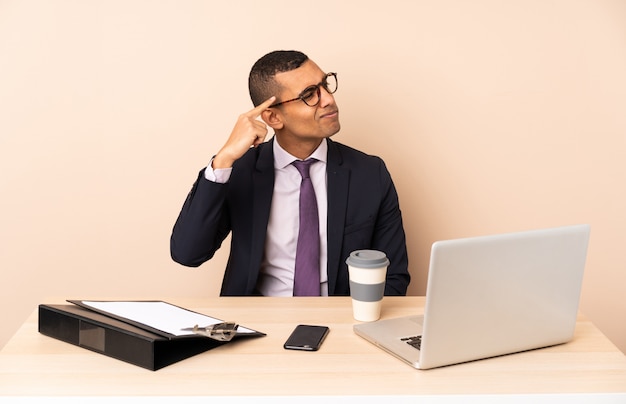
[320,109,339,119]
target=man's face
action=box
[272,60,340,143]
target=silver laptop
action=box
[353,224,590,369]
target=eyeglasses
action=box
[270,72,338,108]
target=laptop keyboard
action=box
[401,335,422,350]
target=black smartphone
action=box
[283,324,329,351]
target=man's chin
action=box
[326,122,341,138]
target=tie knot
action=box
[292,159,316,179]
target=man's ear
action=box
[261,108,284,130]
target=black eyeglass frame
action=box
[269,72,338,108]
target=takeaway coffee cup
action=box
[346,250,389,322]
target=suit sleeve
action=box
[374,160,411,295]
[170,168,232,267]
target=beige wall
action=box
[1,0,625,353]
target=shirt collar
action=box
[273,138,328,169]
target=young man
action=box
[171,50,410,296]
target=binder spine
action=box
[38,305,156,370]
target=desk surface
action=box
[1,297,625,398]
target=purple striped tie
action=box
[292,159,321,296]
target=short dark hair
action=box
[248,50,309,106]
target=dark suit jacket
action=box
[170,138,410,296]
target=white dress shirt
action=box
[205,139,329,296]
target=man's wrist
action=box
[212,151,236,169]
[211,157,231,170]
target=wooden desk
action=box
[1,297,625,401]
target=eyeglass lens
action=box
[302,73,338,106]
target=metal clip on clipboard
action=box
[181,322,239,341]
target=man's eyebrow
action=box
[300,74,327,91]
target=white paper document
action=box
[78,300,256,337]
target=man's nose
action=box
[318,85,335,107]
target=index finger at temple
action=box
[246,96,276,118]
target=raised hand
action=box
[212,96,276,169]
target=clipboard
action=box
[67,300,264,340]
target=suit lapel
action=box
[326,139,349,295]
[247,139,275,292]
